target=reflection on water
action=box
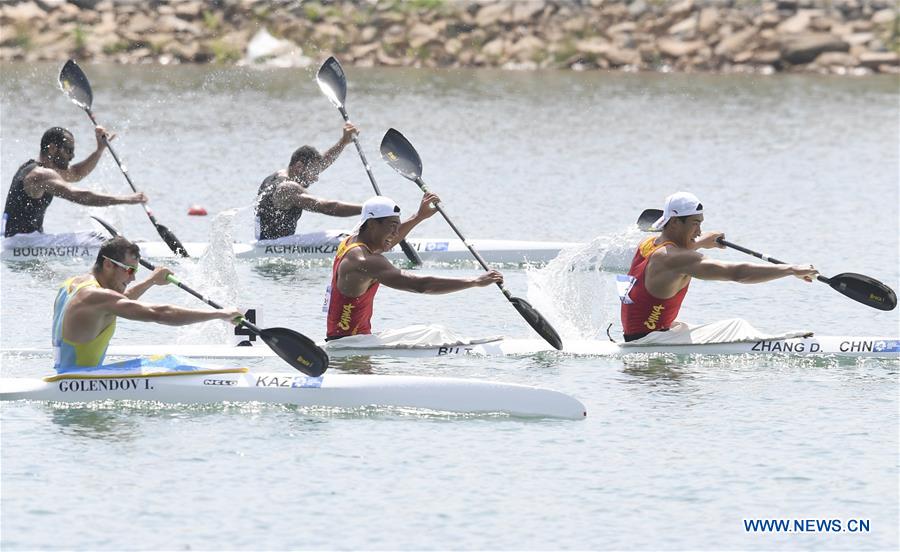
[47,402,142,441]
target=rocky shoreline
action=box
[1,0,898,75]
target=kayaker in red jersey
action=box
[620,191,819,342]
[325,194,503,340]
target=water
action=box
[1,63,898,550]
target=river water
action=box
[1,63,898,550]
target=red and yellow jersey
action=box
[326,237,380,339]
[620,237,689,336]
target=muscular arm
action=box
[24,169,144,207]
[275,182,361,217]
[342,253,497,295]
[664,249,810,284]
[319,124,356,170]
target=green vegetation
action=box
[102,40,132,55]
[202,10,222,33]
[209,39,241,63]
[72,25,87,53]
[12,23,31,50]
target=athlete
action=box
[254,123,364,240]
[53,236,242,372]
[325,195,503,340]
[620,191,818,342]
[3,126,147,237]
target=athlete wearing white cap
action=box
[325,194,503,340]
[620,191,818,342]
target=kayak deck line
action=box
[1,233,580,264]
[44,366,250,382]
[0,372,587,420]
[5,335,898,361]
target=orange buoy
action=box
[187,205,207,216]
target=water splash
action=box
[176,210,240,345]
[526,226,646,340]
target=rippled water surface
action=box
[1,63,898,550]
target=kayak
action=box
[0,231,577,264]
[0,369,586,420]
[6,335,898,359]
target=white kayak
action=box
[6,335,898,360]
[0,369,586,420]
[0,231,576,264]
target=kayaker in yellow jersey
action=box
[52,236,242,371]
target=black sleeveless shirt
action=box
[3,160,50,237]
[255,171,304,240]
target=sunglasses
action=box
[103,255,139,276]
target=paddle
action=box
[91,216,329,376]
[379,128,564,350]
[316,56,423,267]
[635,209,897,311]
[59,59,189,258]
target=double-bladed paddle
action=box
[636,208,897,311]
[92,216,329,376]
[316,57,423,267]
[380,128,564,350]
[59,59,189,258]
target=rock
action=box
[777,11,812,34]
[668,15,697,37]
[511,1,545,23]
[779,33,849,64]
[604,46,641,67]
[575,37,610,55]
[657,37,704,57]
[627,0,648,18]
[510,35,545,59]
[481,37,506,58]
[842,32,874,46]
[750,50,781,64]
[408,22,440,48]
[126,12,156,34]
[714,27,757,58]
[3,2,46,22]
[859,51,899,68]
[871,9,895,25]
[245,28,296,61]
[607,22,637,35]
[475,3,509,27]
[698,8,719,33]
[667,0,694,16]
[814,51,857,66]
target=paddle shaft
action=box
[83,110,159,221]
[413,177,515,298]
[335,108,423,265]
[717,237,832,285]
[135,257,264,334]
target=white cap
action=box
[650,191,703,231]
[352,196,401,233]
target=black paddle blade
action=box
[154,222,189,257]
[380,128,423,181]
[59,59,93,110]
[399,239,423,267]
[827,273,897,311]
[259,327,329,377]
[92,215,120,237]
[509,296,563,351]
[316,56,347,108]
[637,209,663,232]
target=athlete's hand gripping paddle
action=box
[380,129,564,350]
[59,59,189,258]
[316,56,423,267]
[92,216,329,376]
[636,209,896,311]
